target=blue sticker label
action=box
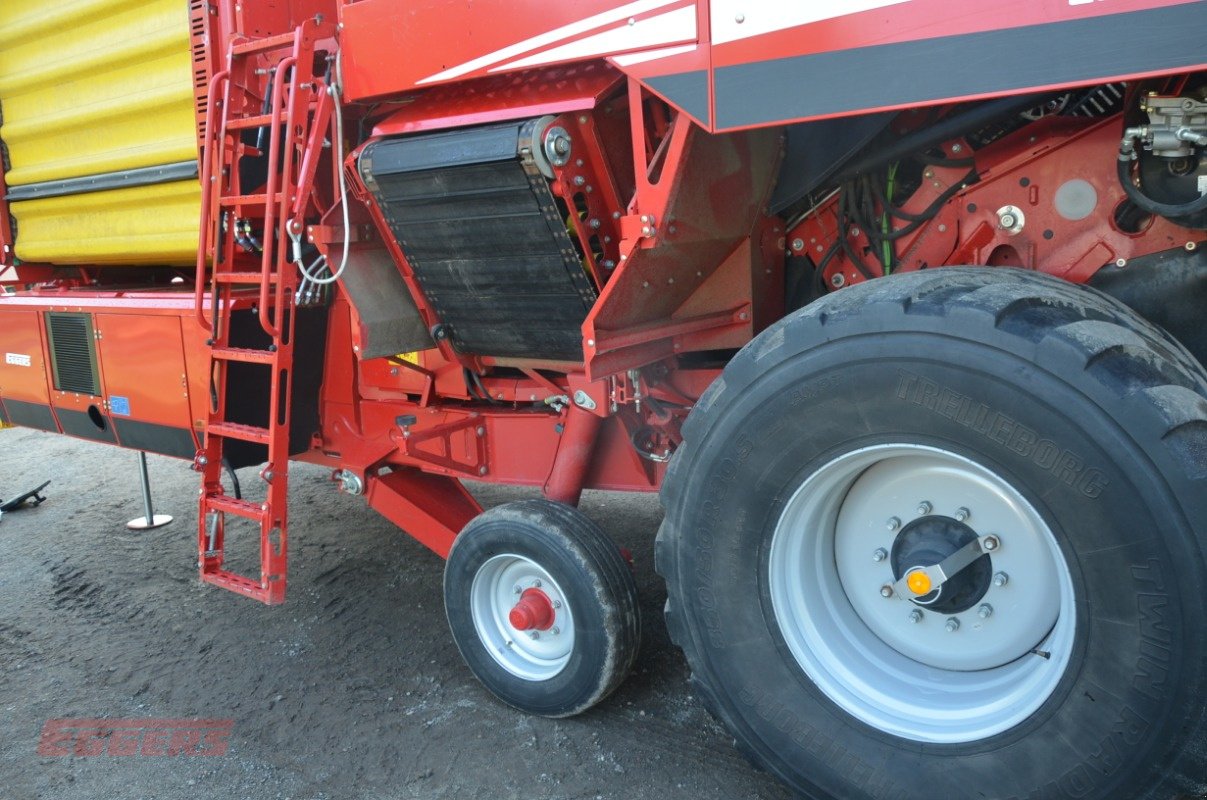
[109,396,131,416]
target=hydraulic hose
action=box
[1116,157,1207,218]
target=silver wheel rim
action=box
[768,444,1075,743]
[470,554,574,681]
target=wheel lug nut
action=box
[513,585,523,595]
[982,535,1000,551]
[955,507,970,522]
[978,604,994,619]
[880,584,895,598]
[551,626,560,635]
[552,599,562,609]
[887,516,901,531]
[528,631,540,640]
[945,617,960,632]
[872,547,888,562]
[993,571,1009,587]
[917,501,932,515]
[532,579,542,588]
[908,609,923,623]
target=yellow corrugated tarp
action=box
[0,0,201,265]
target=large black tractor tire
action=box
[657,268,1207,799]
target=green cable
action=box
[882,163,898,275]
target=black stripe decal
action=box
[713,3,1207,130]
[645,70,711,127]
[3,399,58,432]
[111,418,198,460]
[57,407,118,444]
[6,161,199,202]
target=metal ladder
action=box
[193,18,333,604]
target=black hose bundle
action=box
[1116,157,1207,219]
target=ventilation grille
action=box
[46,312,99,396]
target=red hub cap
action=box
[509,588,556,631]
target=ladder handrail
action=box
[258,54,298,339]
[194,69,230,332]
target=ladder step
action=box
[226,114,274,131]
[205,493,269,520]
[231,31,298,56]
[211,346,276,364]
[207,421,272,445]
[219,192,282,207]
[200,570,283,604]
[214,271,280,284]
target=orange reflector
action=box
[907,571,933,596]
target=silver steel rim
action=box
[470,553,574,681]
[768,444,1075,743]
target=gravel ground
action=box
[0,426,792,800]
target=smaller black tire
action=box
[444,499,640,717]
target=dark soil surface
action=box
[0,427,792,800]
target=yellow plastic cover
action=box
[0,0,202,265]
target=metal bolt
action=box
[982,534,1001,552]
[1115,258,1127,268]
[734,12,745,23]
[791,238,804,251]
[978,604,994,619]
[880,584,894,598]
[514,585,523,595]
[908,609,923,624]
[993,572,1009,587]
[1188,241,1199,252]
[533,579,542,588]
[951,143,963,154]
[197,455,209,466]
[573,175,586,186]
[872,547,888,563]
[917,501,932,515]
[830,273,846,288]
[887,516,901,532]
[552,599,562,609]
[476,426,485,436]
[1000,212,1017,228]
[945,617,960,632]
[477,466,488,476]
[955,507,970,522]
[529,631,540,640]
[551,626,560,635]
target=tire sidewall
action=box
[668,326,1203,800]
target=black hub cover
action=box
[890,516,991,614]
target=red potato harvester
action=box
[1,1,1206,797]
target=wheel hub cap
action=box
[892,515,991,612]
[509,588,556,631]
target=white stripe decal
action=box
[610,42,698,67]
[710,0,913,46]
[417,0,685,84]
[492,6,697,72]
